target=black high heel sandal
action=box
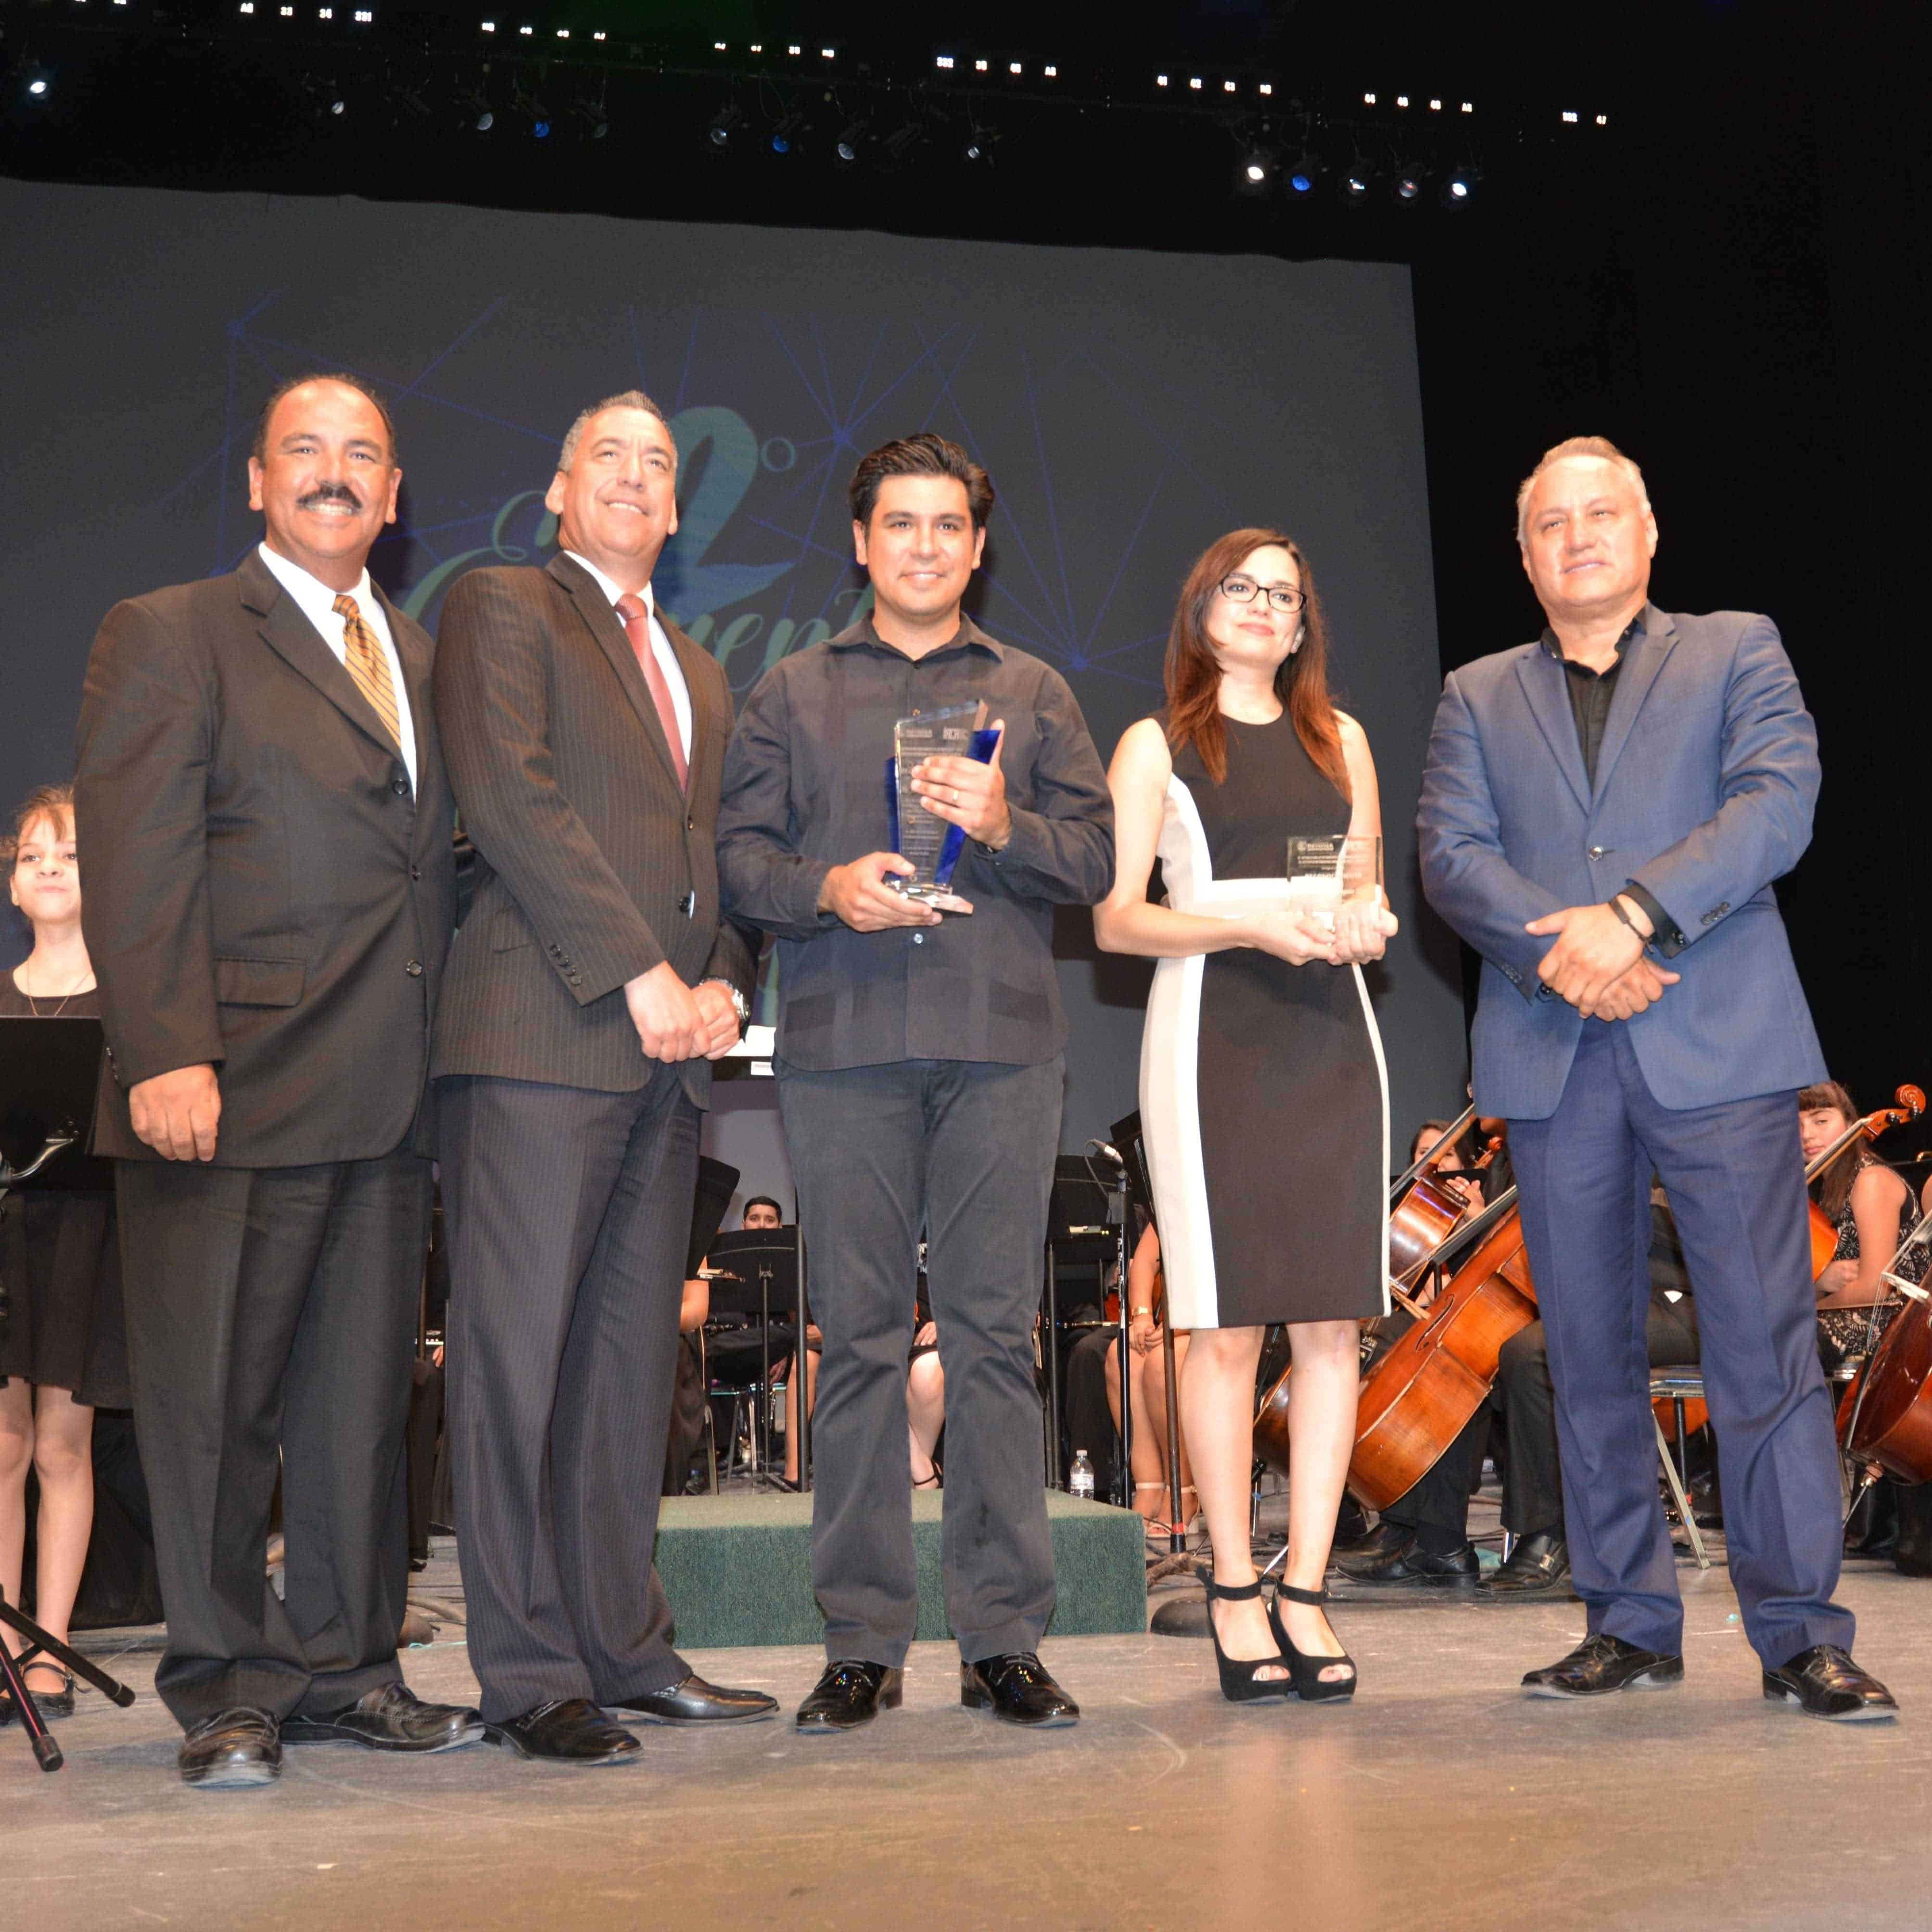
[1202,1575,1292,1703]
[1268,1583,1357,1703]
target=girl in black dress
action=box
[1095,530,1396,1703]
[0,784,126,1720]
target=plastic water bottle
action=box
[1068,1450,1096,1500]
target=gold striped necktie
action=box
[333,592,403,756]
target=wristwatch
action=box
[701,979,750,1036]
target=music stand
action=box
[706,1228,803,1489]
[1043,1156,1119,1489]
[0,1017,139,1770]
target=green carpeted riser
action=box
[652,1491,1148,1649]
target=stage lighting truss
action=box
[0,9,1615,194]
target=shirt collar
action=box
[565,549,653,623]
[829,612,1003,661]
[1540,607,1647,668]
[256,541,375,620]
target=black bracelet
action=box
[1605,894,1637,931]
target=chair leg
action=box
[1654,1415,1709,1570]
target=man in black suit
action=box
[74,373,482,1789]
[432,390,773,1765]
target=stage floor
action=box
[13,1540,1932,1931]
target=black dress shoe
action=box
[605,1674,778,1726]
[1522,1632,1683,1698]
[1762,1644,1898,1722]
[1482,1531,1571,1595]
[283,1683,486,1752]
[1336,1533,1479,1586]
[960,1653,1080,1728]
[485,1698,641,1764]
[179,1707,282,1789]
[796,1660,902,1734]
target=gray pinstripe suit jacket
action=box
[430,552,755,1103]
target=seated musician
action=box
[1802,1081,1929,1375]
[1805,1083,1932,1577]
[1343,1160,1699,1595]
[1104,1224,1196,1540]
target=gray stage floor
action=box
[13,1535,1932,1932]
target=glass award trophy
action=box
[1286,835,1382,928]
[885,700,1000,910]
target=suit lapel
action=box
[547,554,685,794]
[1590,608,1678,805]
[239,551,397,761]
[1513,645,1592,815]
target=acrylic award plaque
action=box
[1286,834,1383,928]
[885,700,1000,910]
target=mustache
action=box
[296,482,363,511]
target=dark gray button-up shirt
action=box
[717,616,1115,1070]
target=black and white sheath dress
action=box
[1138,712,1389,1330]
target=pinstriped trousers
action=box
[438,1070,696,1723]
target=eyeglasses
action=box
[1218,575,1306,614]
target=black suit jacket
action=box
[429,553,753,1103]
[74,550,458,1166]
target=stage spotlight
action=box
[533,118,549,138]
[963,127,997,164]
[1340,157,1372,200]
[475,109,494,130]
[769,114,804,154]
[833,121,866,162]
[1238,147,1275,193]
[1440,168,1477,206]
[1393,169,1423,202]
[1286,152,1319,195]
[25,71,51,100]
[707,106,741,148]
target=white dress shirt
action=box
[256,542,419,795]
[563,550,693,765]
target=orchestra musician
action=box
[1418,434,1894,1719]
[1096,527,1397,1704]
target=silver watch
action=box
[702,979,750,1033]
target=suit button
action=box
[410,865,421,881]
[686,815,696,832]
[391,776,409,796]
[405,960,423,978]
[913,933,925,946]
[1588,845,1606,860]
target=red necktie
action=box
[614,593,688,792]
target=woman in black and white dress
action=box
[1095,529,1395,1702]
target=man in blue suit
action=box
[1418,435,1894,1721]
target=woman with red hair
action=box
[1096,530,1396,1704]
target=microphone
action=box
[1088,1139,1125,1168]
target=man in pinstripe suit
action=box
[432,391,774,1764]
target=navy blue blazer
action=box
[1417,605,1827,1119]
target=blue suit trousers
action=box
[1507,1020,1852,1668]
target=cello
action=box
[1823,1087,1932,1483]
[1253,1124,1506,1485]
[1346,1186,1537,1509]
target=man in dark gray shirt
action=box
[717,432,1114,1734]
